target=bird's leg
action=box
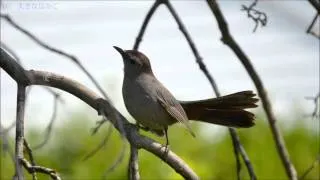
[164,127,170,155]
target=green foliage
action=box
[1,114,319,179]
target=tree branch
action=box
[308,0,320,14]
[164,0,220,97]
[83,122,113,161]
[164,1,256,179]
[206,1,297,180]
[128,145,140,180]
[20,158,61,180]
[133,1,256,179]
[1,48,199,180]
[241,0,267,32]
[299,155,320,180]
[133,0,162,50]
[306,13,320,39]
[13,84,26,180]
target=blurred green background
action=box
[1,112,319,179]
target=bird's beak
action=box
[113,46,126,57]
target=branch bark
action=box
[133,1,256,179]
[13,84,26,180]
[205,1,297,180]
[1,48,199,180]
[308,0,320,14]
[128,145,140,180]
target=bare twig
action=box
[306,13,320,39]
[206,0,297,179]
[241,0,267,32]
[1,48,199,180]
[128,145,140,180]
[299,155,320,180]
[133,0,255,179]
[1,42,21,63]
[164,1,256,179]
[0,13,114,113]
[103,141,127,178]
[20,158,61,180]
[305,92,320,119]
[164,0,220,97]
[83,122,113,161]
[13,84,26,180]
[133,0,162,50]
[1,14,126,170]
[33,94,59,149]
[0,14,108,99]
[229,129,243,180]
[1,44,64,150]
[24,139,37,180]
[91,118,111,135]
[308,0,320,14]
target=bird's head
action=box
[114,46,153,77]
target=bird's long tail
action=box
[180,91,259,128]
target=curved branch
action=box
[206,0,297,179]
[103,141,127,178]
[83,122,113,161]
[163,1,256,179]
[133,0,162,50]
[1,48,199,180]
[308,0,320,14]
[33,95,59,150]
[0,14,110,100]
[164,0,220,97]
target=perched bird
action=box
[114,46,258,147]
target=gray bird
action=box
[114,46,258,147]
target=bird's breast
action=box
[122,75,170,130]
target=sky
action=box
[1,1,319,134]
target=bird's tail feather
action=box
[180,91,258,128]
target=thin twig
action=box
[1,42,64,150]
[133,0,162,50]
[103,141,127,178]
[206,0,297,179]
[299,155,320,180]
[308,0,320,14]
[20,158,61,180]
[1,49,199,179]
[0,14,109,100]
[164,0,220,97]
[241,0,267,32]
[164,1,256,179]
[83,122,113,161]
[0,14,122,136]
[33,95,59,149]
[230,129,242,180]
[305,92,320,119]
[1,14,127,173]
[306,13,320,39]
[1,41,21,63]
[24,139,37,180]
[91,118,109,135]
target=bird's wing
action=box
[156,88,195,137]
